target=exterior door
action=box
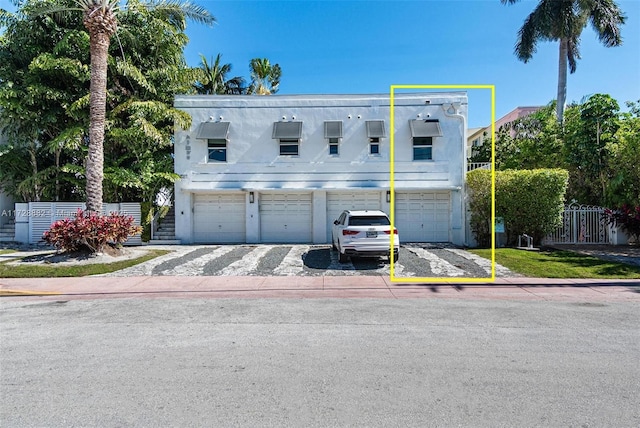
[260,192,312,243]
[395,191,450,242]
[193,193,246,243]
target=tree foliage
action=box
[501,0,626,122]
[489,94,638,209]
[0,0,208,206]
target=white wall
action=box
[174,93,468,245]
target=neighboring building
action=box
[173,92,468,245]
[494,106,542,132]
[466,106,543,161]
[466,126,487,160]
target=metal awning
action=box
[409,119,443,137]
[324,121,343,138]
[195,121,230,140]
[366,120,386,138]
[272,121,303,139]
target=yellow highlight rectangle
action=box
[389,84,496,283]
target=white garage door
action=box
[326,191,382,241]
[193,193,246,243]
[395,191,450,242]
[260,192,312,243]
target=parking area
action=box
[106,244,516,278]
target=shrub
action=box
[603,205,640,244]
[42,209,143,253]
[467,168,569,247]
[466,169,492,248]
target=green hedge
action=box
[467,169,569,247]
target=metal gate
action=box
[545,203,608,244]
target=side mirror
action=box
[333,220,339,225]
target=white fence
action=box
[545,203,609,245]
[14,202,142,245]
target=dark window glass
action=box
[413,147,432,160]
[348,215,390,226]
[413,137,432,160]
[370,143,380,155]
[208,139,227,162]
[329,144,339,155]
[280,143,299,155]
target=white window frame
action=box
[412,136,433,161]
[207,139,227,163]
[369,137,380,155]
[328,137,339,156]
[279,138,300,156]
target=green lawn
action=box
[470,248,640,279]
[0,249,15,255]
[0,249,170,278]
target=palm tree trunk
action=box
[556,38,568,123]
[85,30,110,214]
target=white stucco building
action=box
[173,92,468,245]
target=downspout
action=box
[442,102,468,246]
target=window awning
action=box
[196,121,230,140]
[366,120,386,138]
[409,119,443,137]
[324,121,343,138]
[272,121,303,139]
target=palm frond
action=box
[144,0,215,28]
[586,0,625,47]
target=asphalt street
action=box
[1,298,639,427]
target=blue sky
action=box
[1,0,637,128]
[185,0,640,128]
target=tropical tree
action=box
[248,57,281,95]
[563,93,620,205]
[492,103,565,170]
[501,0,625,122]
[29,0,214,214]
[606,100,640,207]
[194,53,246,95]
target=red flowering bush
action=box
[603,205,640,244]
[42,209,143,253]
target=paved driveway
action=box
[107,244,515,278]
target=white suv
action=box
[331,210,399,263]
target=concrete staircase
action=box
[150,206,180,245]
[0,218,15,242]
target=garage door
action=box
[193,193,246,243]
[326,191,382,241]
[260,192,312,243]
[395,191,450,242]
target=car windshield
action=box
[348,215,390,226]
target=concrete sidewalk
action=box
[1,275,639,302]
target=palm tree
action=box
[248,58,281,95]
[195,53,246,95]
[31,0,215,213]
[501,0,625,123]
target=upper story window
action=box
[412,137,432,161]
[273,121,303,156]
[208,139,227,162]
[195,121,231,163]
[408,119,442,161]
[366,120,385,156]
[279,139,299,156]
[329,138,339,155]
[325,121,343,156]
[369,137,380,155]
